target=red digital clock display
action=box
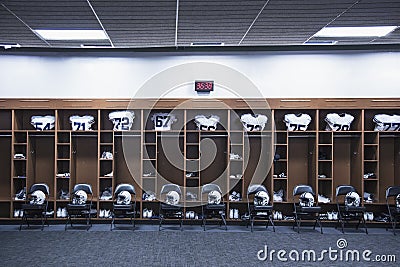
[195,81,214,92]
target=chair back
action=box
[29,183,50,195]
[201,184,222,194]
[386,186,400,199]
[160,184,182,196]
[336,185,356,197]
[115,184,136,195]
[293,185,314,196]
[73,183,93,195]
[247,184,267,196]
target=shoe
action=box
[15,188,26,200]
[143,209,148,218]
[363,173,376,179]
[229,209,233,219]
[327,212,332,220]
[14,153,25,159]
[104,171,113,177]
[61,208,67,218]
[367,212,374,221]
[278,212,282,220]
[147,209,153,218]
[318,194,331,203]
[185,211,190,219]
[234,209,239,219]
[273,189,284,202]
[186,191,197,201]
[101,151,113,159]
[57,208,62,218]
[100,188,112,200]
[14,209,19,218]
[364,192,374,203]
[142,192,156,201]
[59,189,70,200]
[99,209,104,218]
[332,212,338,220]
[229,153,242,160]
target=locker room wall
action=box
[0,50,399,98]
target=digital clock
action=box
[195,81,214,92]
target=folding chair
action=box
[385,186,400,235]
[293,185,323,234]
[247,184,275,232]
[65,183,97,231]
[159,184,183,231]
[111,184,137,231]
[201,184,227,231]
[335,185,368,234]
[20,183,50,231]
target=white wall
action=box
[0,50,399,98]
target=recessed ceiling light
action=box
[190,42,225,46]
[314,26,398,38]
[34,29,108,40]
[303,40,338,45]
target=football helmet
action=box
[30,190,46,205]
[396,194,400,208]
[345,191,361,207]
[254,191,269,206]
[299,192,314,207]
[208,190,222,205]
[166,190,180,205]
[72,190,87,205]
[117,190,131,205]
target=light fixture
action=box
[190,42,225,46]
[313,26,398,38]
[303,40,338,45]
[0,43,21,49]
[34,29,108,40]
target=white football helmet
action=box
[396,194,400,208]
[299,192,314,207]
[345,192,361,207]
[72,190,87,205]
[117,190,131,205]
[30,190,46,205]
[208,190,222,205]
[254,191,269,206]
[166,190,180,205]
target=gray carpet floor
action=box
[0,224,399,267]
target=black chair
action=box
[20,183,50,231]
[201,184,227,231]
[159,184,183,231]
[293,185,323,234]
[65,183,97,231]
[335,185,368,234]
[385,186,400,235]
[111,184,137,231]
[247,184,275,232]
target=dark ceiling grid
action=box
[0,0,399,48]
[90,0,177,47]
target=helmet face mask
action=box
[254,191,269,206]
[345,192,360,207]
[208,190,222,205]
[166,190,180,205]
[30,190,46,205]
[72,190,87,205]
[117,190,131,205]
[299,192,314,207]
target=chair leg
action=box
[250,217,254,232]
[221,214,227,231]
[270,215,275,232]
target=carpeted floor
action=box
[0,224,399,267]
